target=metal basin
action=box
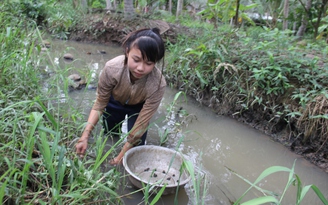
[123,145,190,195]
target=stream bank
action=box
[64,12,328,173]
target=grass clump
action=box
[0,4,123,204]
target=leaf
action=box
[280,161,297,203]
[309,114,328,119]
[6,27,11,37]
[240,3,258,10]
[39,130,56,181]
[35,98,58,130]
[0,180,7,203]
[298,185,312,204]
[219,44,228,54]
[253,166,292,185]
[56,146,67,190]
[311,185,328,205]
[318,24,328,33]
[150,184,167,205]
[241,196,279,205]
[195,69,208,87]
[241,13,256,26]
[233,166,293,205]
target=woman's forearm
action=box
[81,109,102,140]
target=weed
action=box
[229,161,328,205]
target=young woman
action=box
[75,28,166,165]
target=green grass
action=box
[0,5,122,203]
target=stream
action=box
[47,39,328,205]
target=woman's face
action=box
[126,47,155,81]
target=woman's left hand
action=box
[110,141,133,165]
[110,156,122,165]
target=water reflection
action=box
[48,40,328,205]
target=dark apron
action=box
[102,95,147,145]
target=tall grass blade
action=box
[150,184,167,205]
[92,134,124,170]
[295,173,328,205]
[310,185,328,205]
[279,160,296,203]
[297,184,312,205]
[0,168,17,203]
[0,180,8,203]
[295,174,303,205]
[21,112,42,196]
[35,98,58,130]
[252,166,292,185]
[56,146,67,192]
[39,130,56,180]
[232,166,292,205]
[142,181,150,203]
[241,196,279,205]
[0,100,33,115]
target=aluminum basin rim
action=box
[123,145,191,188]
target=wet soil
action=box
[69,11,188,45]
[67,12,328,173]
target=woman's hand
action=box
[76,110,101,157]
[109,141,133,165]
[110,156,122,165]
[76,138,88,157]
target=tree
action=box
[176,0,183,17]
[168,0,173,14]
[296,0,312,38]
[197,0,257,28]
[313,0,328,38]
[283,0,289,30]
[82,0,87,9]
[267,0,283,28]
[234,0,240,26]
[296,0,328,39]
[106,0,113,9]
[124,0,135,19]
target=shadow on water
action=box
[48,39,328,205]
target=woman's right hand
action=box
[76,110,100,158]
[76,138,88,157]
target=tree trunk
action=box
[106,0,112,10]
[81,0,87,10]
[292,10,297,33]
[169,0,172,14]
[124,0,135,19]
[176,0,183,18]
[234,0,240,26]
[296,0,312,38]
[283,0,289,30]
[271,0,282,28]
[313,0,328,38]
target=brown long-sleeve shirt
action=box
[92,55,166,144]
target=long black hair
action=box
[122,28,165,64]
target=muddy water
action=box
[49,40,328,205]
